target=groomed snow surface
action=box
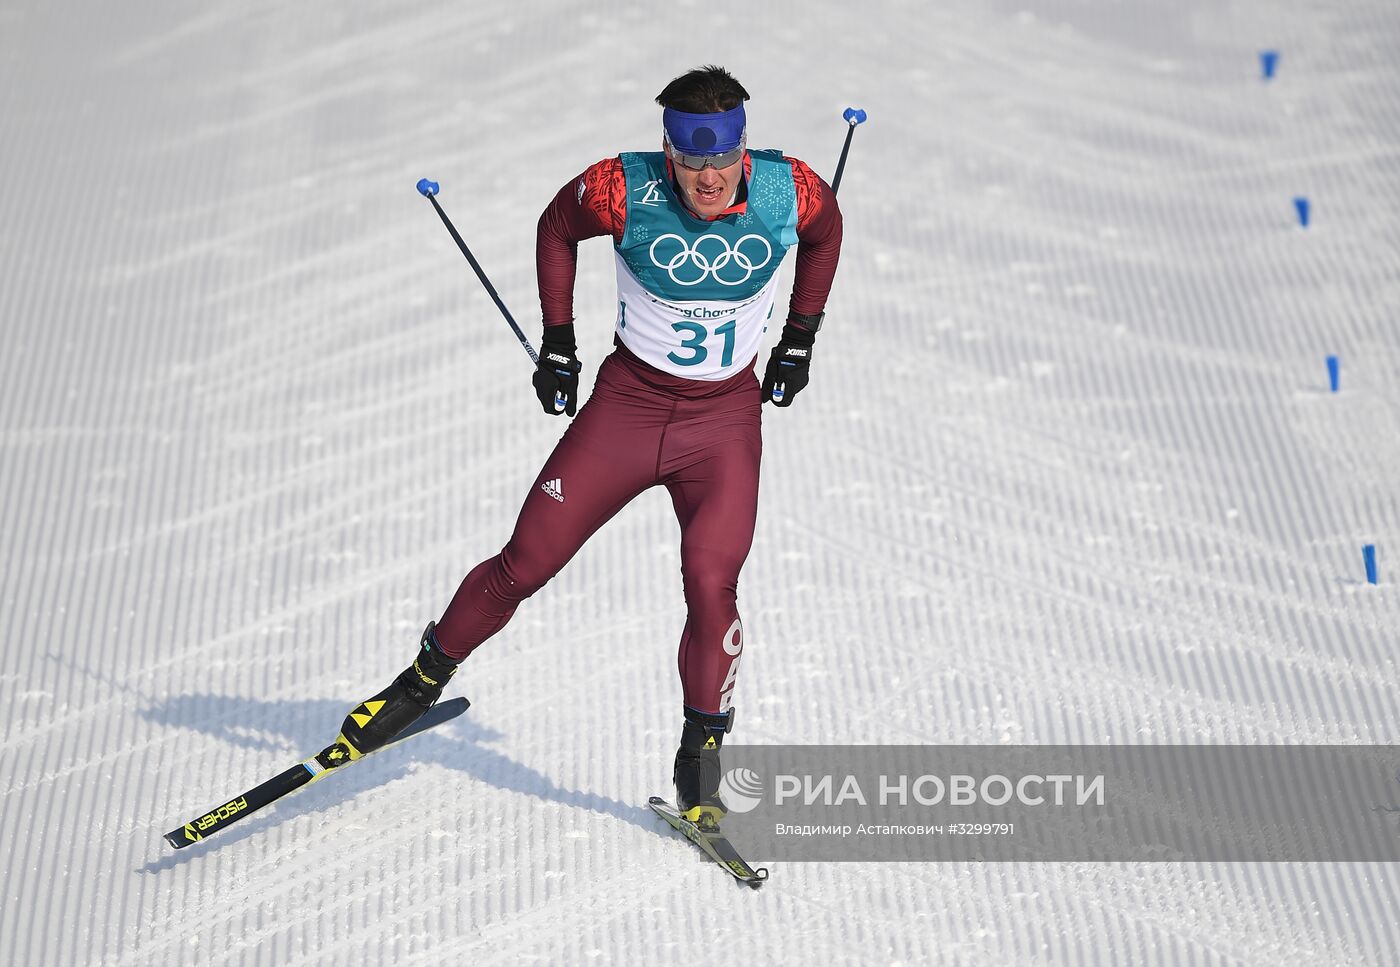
[3,0,1399,963]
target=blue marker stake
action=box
[1293,196,1310,227]
[1326,355,1340,392]
[1363,544,1377,585]
[1260,50,1279,80]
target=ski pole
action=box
[831,107,867,196]
[417,178,570,412]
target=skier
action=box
[339,65,843,827]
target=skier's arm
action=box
[762,158,843,406]
[532,159,626,416]
[536,157,626,328]
[786,157,843,325]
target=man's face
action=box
[666,139,743,218]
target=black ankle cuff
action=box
[680,706,734,752]
[683,705,734,733]
[420,622,463,674]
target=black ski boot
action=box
[338,622,462,759]
[673,706,734,828]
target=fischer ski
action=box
[648,796,769,888]
[163,696,470,850]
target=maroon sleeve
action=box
[785,158,843,323]
[536,158,625,327]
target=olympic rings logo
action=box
[648,233,773,286]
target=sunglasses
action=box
[664,131,747,171]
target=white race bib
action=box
[613,250,779,380]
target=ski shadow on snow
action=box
[136,694,658,874]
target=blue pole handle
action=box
[416,178,440,197]
[843,107,868,126]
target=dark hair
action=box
[655,65,750,113]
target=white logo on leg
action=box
[718,618,743,711]
[541,478,564,503]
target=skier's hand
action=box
[532,323,582,417]
[761,322,817,406]
[532,349,582,416]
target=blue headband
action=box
[662,104,747,155]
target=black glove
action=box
[532,323,583,417]
[761,321,817,406]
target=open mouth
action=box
[695,184,724,204]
